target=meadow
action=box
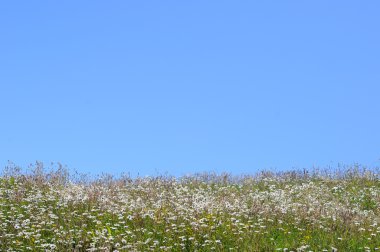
[0,163,379,251]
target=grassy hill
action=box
[1,165,379,251]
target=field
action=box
[1,164,379,251]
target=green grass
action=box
[0,164,379,251]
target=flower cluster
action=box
[0,166,379,251]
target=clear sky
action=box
[1,1,379,177]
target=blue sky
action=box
[1,1,379,176]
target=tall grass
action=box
[1,163,379,251]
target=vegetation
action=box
[1,163,379,251]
